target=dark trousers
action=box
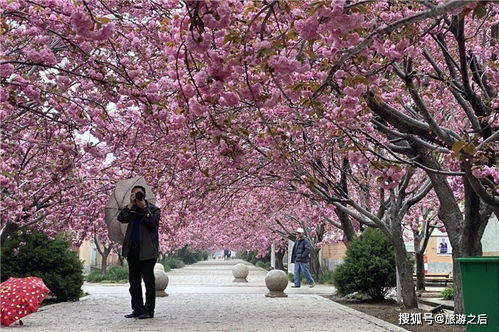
[127,242,156,315]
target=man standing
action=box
[290,228,315,288]
[118,185,160,319]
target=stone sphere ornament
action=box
[264,270,288,298]
[232,263,249,282]
[154,265,169,297]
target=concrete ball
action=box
[232,263,249,282]
[154,269,169,297]
[265,270,288,292]
[264,269,288,298]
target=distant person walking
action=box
[290,228,315,288]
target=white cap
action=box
[296,227,305,233]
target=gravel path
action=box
[6,260,408,332]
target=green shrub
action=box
[1,230,84,301]
[85,266,128,283]
[238,250,257,264]
[180,251,198,264]
[192,251,202,262]
[86,270,105,283]
[106,266,128,282]
[239,250,270,265]
[331,227,396,299]
[160,261,172,272]
[162,258,185,269]
[173,247,209,264]
[317,270,335,285]
[441,284,454,300]
[255,260,271,270]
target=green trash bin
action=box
[457,256,499,332]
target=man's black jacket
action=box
[118,201,160,261]
[291,237,312,263]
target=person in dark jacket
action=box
[118,185,160,319]
[290,228,315,288]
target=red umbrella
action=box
[0,277,50,326]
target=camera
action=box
[135,192,145,201]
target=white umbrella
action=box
[104,176,156,243]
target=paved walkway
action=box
[8,260,408,331]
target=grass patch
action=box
[85,266,128,283]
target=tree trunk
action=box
[417,153,466,313]
[111,244,124,266]
[337,158,357,244]
[118,254,124,266]
[275,248,285,271]
[336,209,356,244]
[451,182,491,314]
[383,206,418,309]
[451,240,483,316]
[391,232,418,309]
[94,236,112,273]
[462,181,489,257]
[415,251,425,291]
[309,248,322,278]
[0,222,20,248]
[100,246,112,273]
[422,157,491,314]
[413,220,435,292]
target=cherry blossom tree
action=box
[2,0,497,314]
[171,0,497,312]
[406,200,443,291]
